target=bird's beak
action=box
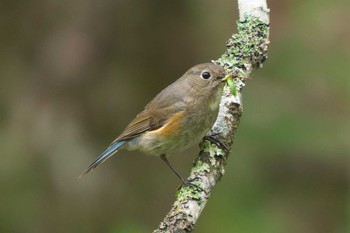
[221,74,233,82]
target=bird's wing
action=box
[114,110,161,141]
[114,82,188,142]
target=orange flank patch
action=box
[153,111,185,137]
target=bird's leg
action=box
[160,154,202,190]
[160,154,187,184]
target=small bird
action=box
[80,63,232,185]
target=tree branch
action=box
[154,1,270,232]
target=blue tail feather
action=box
[79,140,126,178]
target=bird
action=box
[80,62,232,185]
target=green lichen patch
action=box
[215,16,269,73]
[192,160,210,174]
[200,140,224,157]
[176,185,203,203]
[200,140,225,167]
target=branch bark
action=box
[154,1,270,232]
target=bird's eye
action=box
[201,71,211,80]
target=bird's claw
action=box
[180,177,205,192]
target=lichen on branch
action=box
[216,16,269,74]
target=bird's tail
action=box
[79,140,127,178]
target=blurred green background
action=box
[0,0,348,232]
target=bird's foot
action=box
[180,177,205,192]
[203,135,229,152]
